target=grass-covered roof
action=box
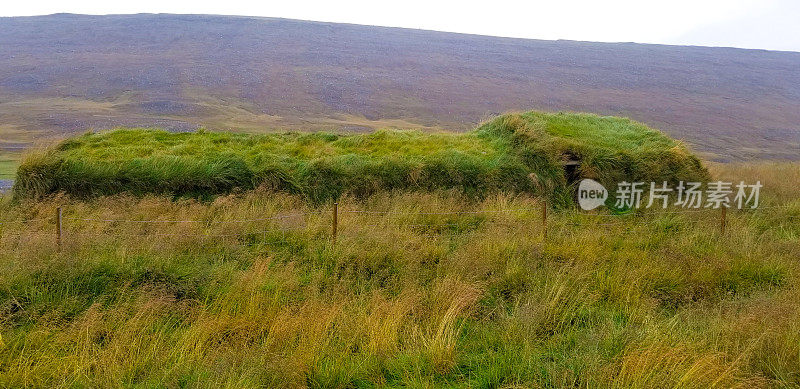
[13,111,709,205]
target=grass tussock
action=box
[0,162,797,387]
[13,111,709,206]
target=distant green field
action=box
[14,111,709,203]
[0,154,19,179]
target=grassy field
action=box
[0,123,45,180]
[0,162,797,387]
[0,155,18,179]
[13,112,708,206]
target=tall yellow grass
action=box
[0,162,797,387]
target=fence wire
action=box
[63,211,322,224]
[0,202,797,247]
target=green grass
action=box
[475,112,709,190]
[14,128,533,203]
[510,111,678,151]
[13,111,709,205]
[0,159,17,179]
[0,160,797,387]
[0,151,21,179]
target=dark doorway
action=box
[562,153,581,185]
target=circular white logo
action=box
[578,179,608,210]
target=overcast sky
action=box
[3,0,799,52]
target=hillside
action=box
[1,14,799,161]
[13,112,708,203]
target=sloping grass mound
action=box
[476,112,709,191]
[13,111,709,204]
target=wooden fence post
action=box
[542,199,547,240]
[720,206,727,235]
[332,202,338,244]
[56,206,63,251]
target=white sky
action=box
[3,0,800,52]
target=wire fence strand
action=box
[0,202,796,245]
[0,217,54,225]
[61,226,305,238]
[63,211,321,224]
